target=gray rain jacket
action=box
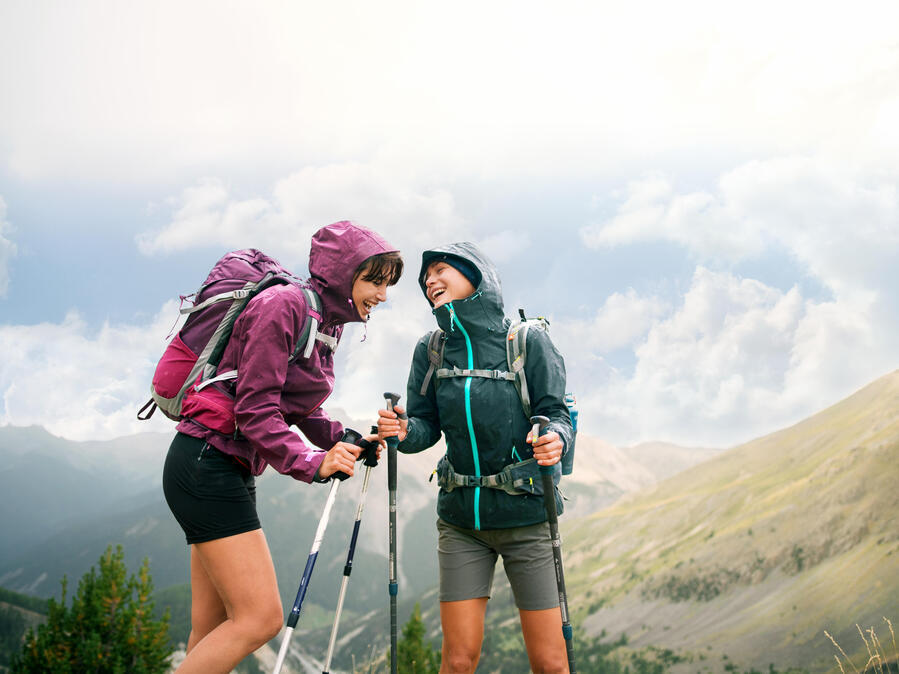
[398,243,574,530]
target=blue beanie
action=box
[423,254,480,290]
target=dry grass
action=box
[826,618,898,674]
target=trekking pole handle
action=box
[529,415,553,476]
[331,427,364,482]
[383,392,408,420]
[383,392,404,490]
[359,438,379,468]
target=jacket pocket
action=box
[180,379,237,436]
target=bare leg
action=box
[175,529,283,673]
[439,598,488,674]
[520,607,567,674]
[186,545,227,652]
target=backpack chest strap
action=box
[436,366,516,382]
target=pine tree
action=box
[395,603,440,674]
[12,544,172,673]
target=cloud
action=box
[0,275,434,442]
[557,267,889,447]
[582,157,899,298]
[136,160,533,283]
[573,157,899,445]
[552,289,669,369]
[0,197,15,296]
[137,162,471,267]
[3,2,898,183]
[0,304,181,440]
[476,230,533,265]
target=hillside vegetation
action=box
[562,370,899,672]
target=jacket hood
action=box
[418,242,505,334]
[308,221,398,325]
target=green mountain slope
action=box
[563,369,899,672]
[0,587,47,671]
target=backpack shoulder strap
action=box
[506,310,550,419]
[291,287,326,361]
[420,329,446,395]
[506,318,531,418]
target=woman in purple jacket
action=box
[162,221,402,673]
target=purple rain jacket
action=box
[177,221,398,482]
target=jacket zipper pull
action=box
[447,303,456,332]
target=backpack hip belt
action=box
[434,455,550,496]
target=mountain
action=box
[286,372,899,673]
[0,587,47,671]
[0,426,167,565]
[560,369,899,672]
[624,441,722,483]
[0,413,720,671]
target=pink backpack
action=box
[137,249,327,433]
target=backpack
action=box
[420,309,577,475]
[137,249,332,431]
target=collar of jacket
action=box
[433,292,506,340]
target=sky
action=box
[1,0,898,449]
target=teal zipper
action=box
[447,302,482,530]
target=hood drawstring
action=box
[359,320,368,343]
[447,303,456,332]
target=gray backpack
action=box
[420,310,576,475]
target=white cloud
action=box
[0,197,16,296]
[553,289,669,360]
[0,286,434,443]
[137,162,470,267]
[563,267,888,447]
[0,304,182,440]
[476,230,532,265]
[574,157,899,445]
[582,156,899,297]
[3,2,898,183]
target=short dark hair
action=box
[354,251,404,286]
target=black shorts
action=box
[162,432,260,545]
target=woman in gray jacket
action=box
[379,243,573,673]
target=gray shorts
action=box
[437,518,559,611]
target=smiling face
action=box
[350,251,403,321]
[423,260,476,308]
[351,276,389,320]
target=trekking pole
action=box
[383,392,405,674]
[273,428,364,674]
[322,433,380,674]
[530,415,577,674]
